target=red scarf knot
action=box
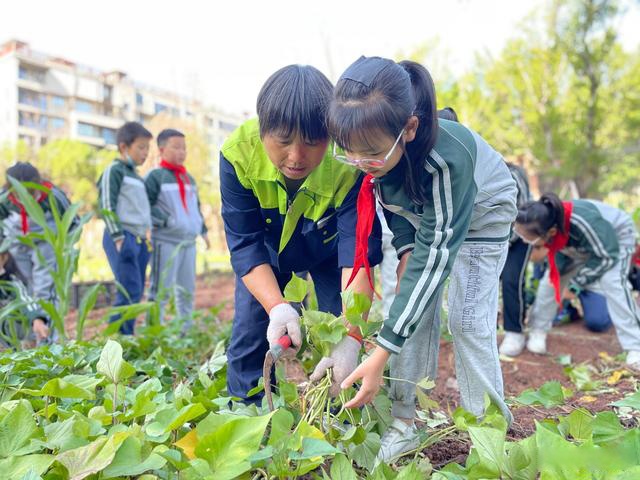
[160,160,190,212]
[545,201,573,304]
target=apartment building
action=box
[0,39,244,153]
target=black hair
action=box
[516,192,566,236]
[157,128,185,148]
[438,107,458,122]
[116,121,152,149]
[328,57,438,204]
[0,253,25,284]
[256,64,333,143]
[5,162,41,188]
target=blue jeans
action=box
[103,231,150,335]
[580,290,613,332]
[226,255,342,403]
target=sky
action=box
[3,0,640,115]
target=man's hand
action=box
[267,303,302,350]
[310,336,361,396]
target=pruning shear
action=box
[263,335,292,411]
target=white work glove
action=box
[267,303,302,351]
[309,335,361,397]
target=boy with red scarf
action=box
[0,162,78,342]
[145,129,208,328]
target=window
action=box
[18,88,46,109]
[18,111,36,128]
[50,95,65,109]
[75,100,95,114]
[154,103,167,114]
[77,122,100,138]
[103,128,116,145]
[38,116,48,131]
[50,117,65,130]
[18,66,44,83]
[136,93,143,106]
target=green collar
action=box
[244,141,336,197]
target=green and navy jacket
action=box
[0,257,48,329]
[507,163,531,243]
[97,159,151,242]
[556,199,637,293]
[0,183,78,245]
[377,120,518,354]
[145,167,207,244]
[220,118,382,276]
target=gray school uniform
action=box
[528,200,640,352]
[145,167,207,327]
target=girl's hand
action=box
[562,287,576,301]
[32,319,49,342]
[340,346,390,408]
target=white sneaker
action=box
[527,330,548,354]
[625,350,640,369]
[499,332,526,357]
[377,418,421,463]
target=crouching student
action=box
[514,194,640,367]
[0,246,49,346]
[220,64,382,403]
[0,162,78,342]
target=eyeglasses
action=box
[514,225,544,246]
[332,129,404,168]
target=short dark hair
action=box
[5,162,41,188]
[157,128,185,148]
[438,107,458,122]
[116,122,152,148]
[256,64,333,143]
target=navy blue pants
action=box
[103,231,150,335]
[226,255,342,402]
[501,239,532,333]
[579,290,613,332]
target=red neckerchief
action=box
[160,159,190,211]
[7,181,53,234]
[345,174,380,297]
[545,201,573,304]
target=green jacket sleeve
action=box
[144,171,170,228]
[383,208,417,259]
[568,214,619,291]
[376,152,478,354]
[98,164,125,241]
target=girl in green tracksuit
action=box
[514,193,640,365]
[329,56,518,462]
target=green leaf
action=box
[267,408,294,447]
[288,438,339,460]
[96,340,136,384]
[591,411,625,443]
[396,461,430,479]
[284,273,308,303]
[611,390,640,410]
[452,407,478,431]
[468,426,506,476]
[22,375,102,400]
[0,454,54,480]
[564,364,601,391]
[347,431,380,472]
[146,403,207,437]
[0,400,41,458]
[562,408,593,442]
[56,431,130,480]
[194,413,273,480]
[515,381,572,407]
[101,437,167,478]
[330,453,357,480]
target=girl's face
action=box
[262,132,329,180]
[340,116,419,178]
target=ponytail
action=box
[516,192,566,236]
